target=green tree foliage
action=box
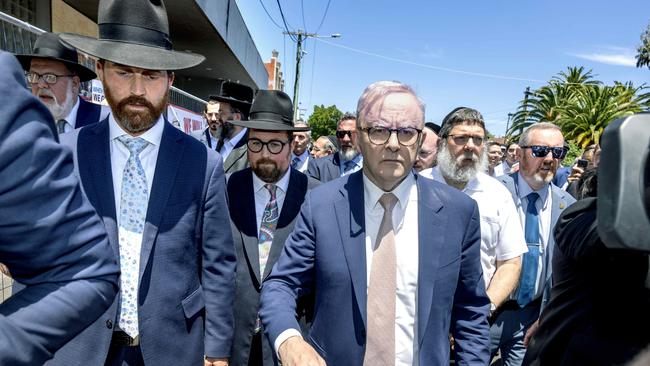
[506,66,650,148]
[307,104,344,140]
[636,22,650,69]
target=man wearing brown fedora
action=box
[226,90,318,366]
[49,1,236,366]
[15,32,108,134]
[192,81,254,174]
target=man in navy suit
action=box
[491,122,576,366]
[48,1,236,365]
[307,113,363,182]
[260,81,490,365]
[16,32,106,134]
[0,50,119,365]
[226,90,318,365]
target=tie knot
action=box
[527,192,539,203]
[118,136,149,155]
[378,193,398,213]
[265,183,277,200]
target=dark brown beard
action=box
[105,86,168,134]
[251,158,283,183]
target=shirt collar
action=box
[225,127,247,146]
[292,149,309,162]
[62,96,81,128]
[252,166,291,195]
[339,151,363,166]
[516,172,550,204]
[109,113,165,147]
[363,171,415,212]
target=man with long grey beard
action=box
[419,107,527,336]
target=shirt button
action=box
[106,319,113,329]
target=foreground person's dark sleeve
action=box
[0,51,119,366]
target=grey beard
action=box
[437,143,488,184]
[339,146,359,162]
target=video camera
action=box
[598,112,650,252]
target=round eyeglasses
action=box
[359,126,422,146]
[246,138,290,154]
[446,134,485,146]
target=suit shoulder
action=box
[420,176,477,211]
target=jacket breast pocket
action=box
[181,286,205,319]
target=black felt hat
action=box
[209,81,254,116]
[15,32,97,82]
[229,90,310,132]
[59,0,204,70]
[425,122,441,134]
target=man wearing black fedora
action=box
[192,81,254,174]
[226,90,318,366]
[15,32,108,134]
[49,1,236,366]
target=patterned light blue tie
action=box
[517,192,540,308]
[291,156,300,169]
[117,136,149,338]
[258,184,279,276]
[342,160,356,175]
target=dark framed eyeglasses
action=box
[446,134,485,146]
[25,72,75,85]
[359,126,422,146]
[521,145,568,159]
[335,130,354,139]
[246,138,289,154]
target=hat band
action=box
[32,47,77,63]
[250,111,292,123]
[99,23,172,50]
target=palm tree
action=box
[559,82,649,148]
[636,22,650,69]
[506,67,598,141]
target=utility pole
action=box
[506,112,513,135]
[284,30,340,122]
[522,86,531,134]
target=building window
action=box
[0,0,36,23]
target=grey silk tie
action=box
[363,193,398,366]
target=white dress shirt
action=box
[291,150,310,173]
[274,173,421,366]
[219,127,247,161]
[109,114,164,226]
[207,128,219,150]
[252,168,290,235]
[421,167,527,289]
[363,173,420,366]
[59,96,81,133]
[513,173,552,300]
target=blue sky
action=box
[235,0,649,136]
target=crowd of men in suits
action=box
[1,1,629,366]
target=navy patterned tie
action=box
[517,192,540,307]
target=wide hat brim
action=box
[59,33,204,71]
[14,54,97,82]
[209,95,252,112]
[229,118,311,132]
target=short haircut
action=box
[487,140,502,149]
[506,141,520,150]
[438,107,485,138]
[294,121,311,136]
[338,113,356,129]
[205,99,218,113]
[355,81,425,127]
[518,122,562,146]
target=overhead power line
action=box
[315,38,546,83]
[314,0,332,34]
[276,0,297,41]
[258,0,283,30]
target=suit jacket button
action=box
[106,320,113,329]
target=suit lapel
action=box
[328,153,342,180]
[230,169,263,285]
[204,128,212,149]
[334,172,368,326]
[138,121,186,281]
[264,169,308,279]
[77,119,119,256]
[415,176,445,346]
